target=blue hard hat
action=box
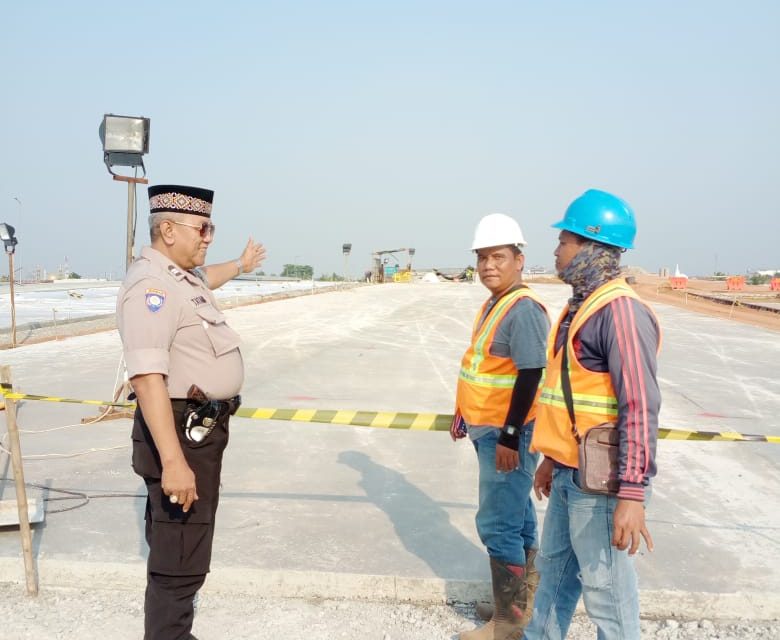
[552,189,636,249]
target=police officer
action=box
[117,184,265,640]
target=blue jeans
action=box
[472,424,539,565]
[523,467,641,640]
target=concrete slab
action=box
[1,282,779,619]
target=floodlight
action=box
[0,222,18,254]
[99,114,150,176]
[342,243,352,255]
[409,248,415,257]
[101,115,149,153]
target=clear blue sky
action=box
[2,1,778,279]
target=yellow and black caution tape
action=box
[656,428,780,443]
[234,407,452,430]
[2,392,133,408]
[2,391,780,443]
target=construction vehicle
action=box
[433,266,474,283]
[371,248,415,283]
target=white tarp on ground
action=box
[0,282,779,627]
[0,279,338,330]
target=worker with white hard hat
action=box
[451,212,550,639]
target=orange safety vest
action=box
[531,278,659,466]
[456,287,547,427]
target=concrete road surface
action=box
[1,281,778,621]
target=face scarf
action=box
[558,241,622,313]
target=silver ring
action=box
[169,495,179,504]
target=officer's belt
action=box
[170,395,242,419]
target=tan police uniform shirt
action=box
[117,246,244,400]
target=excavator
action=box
[433,266,475,282]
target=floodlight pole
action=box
[125,178,135,270]
[93,114,148,423]
[8,251,16,348]
[112,175,149,271]
[86,175,148,422]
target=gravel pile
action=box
[1,583,776,639]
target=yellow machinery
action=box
[372,247,415,283]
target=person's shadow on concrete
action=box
[337,450,485,604]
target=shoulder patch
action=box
[145,288,167,312]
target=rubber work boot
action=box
[521,548,540,627]
[460,558,527,640]
[491,557,528,640]
[473,548,538,624]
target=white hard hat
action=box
[470,213,526,250]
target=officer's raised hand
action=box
[201,237,267,290]
[238,237,266,274]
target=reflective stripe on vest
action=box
[537,387,618,417]
[456,287,547,426]
[531,279,657,467]
[458,368,517,389]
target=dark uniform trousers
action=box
[132,401,231,640]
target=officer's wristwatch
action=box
[235,258,243,275]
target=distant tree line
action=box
[749,272,779,285]
[317,272,345,282]
[281,264,313,279]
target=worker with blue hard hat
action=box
[552,188,637,250]
[524,189,662,640]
